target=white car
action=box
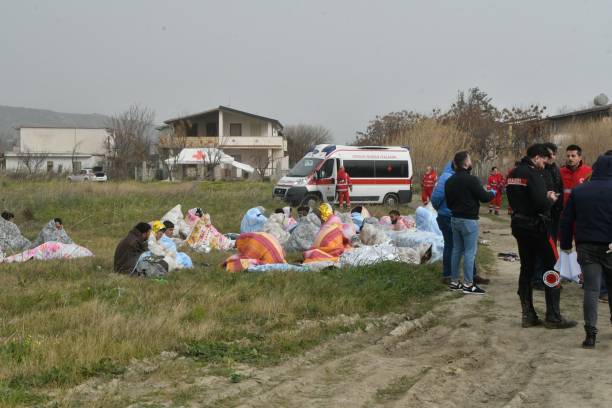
[67,169,108,182]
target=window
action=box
[375,160,409,178]
[344,160,375,178]
[317,159,334,179]
[46,161,53,172]
[186,123,198,137]
[230,123,242,136]
[206,123,218,136]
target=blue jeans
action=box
[436,215,453,279]
[451,218,479,285]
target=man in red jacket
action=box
[336,166,352,210]
[560,144,592,207]
[421,166,438,204]
[487,166,505,215]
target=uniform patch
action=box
[506,177,528,186]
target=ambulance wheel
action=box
[383,193,399,207]
[301,194,320,208]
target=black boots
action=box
[582,325,597,348]
[519,284,542,328]
[544,286,577,329]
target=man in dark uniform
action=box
[506,144,577,329]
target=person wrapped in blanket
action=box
[31,218,74,247]
[160,220,193,268]
[0,211,32,254]
[138,221,182,273]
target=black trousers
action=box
[512,224,558,291]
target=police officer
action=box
[506,143,577,329]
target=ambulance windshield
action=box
[287,157,323,177]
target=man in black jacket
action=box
[560,154,612,348]
[507,144,576,329]
[114,222,151,274]
[444,151,495,295]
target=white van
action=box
[273,144,413,207]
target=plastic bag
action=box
[554,251,581,283]
[415,206,442,236]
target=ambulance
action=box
[273,144,413,207]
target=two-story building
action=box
[158,106,289,179]
[4,126,110,174]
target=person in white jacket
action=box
[146,220,179,272]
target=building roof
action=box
[546,104,612,121]
[163,106,283,129]
[15,125,111,130]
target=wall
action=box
[20,128,109,154]
[220,111,279,137]
[5,154,105,173]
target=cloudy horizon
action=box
[1,0,611,143]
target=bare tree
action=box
[285,124,332,166]
[158,119,189,181]
[252,151,273,180]
[70,141,83,174]
[19,149,49,175]
[106,104,155,179]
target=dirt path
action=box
[59,216,612,407]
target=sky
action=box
[1,0,611,143]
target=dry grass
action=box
[556,119,612,164]
[392,119,470,177]
[0,179,443,406]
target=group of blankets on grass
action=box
[0,216,93,263]
[1,202,444,277]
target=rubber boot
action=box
[519,283,541,328]
[582,325,597,349]
[544,286,577,329]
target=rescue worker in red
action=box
[560,144,592,207]
[487,166,505,215]
[421,166,438,204]
[336,166,352,210]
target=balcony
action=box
[160,136,286,150]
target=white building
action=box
[4,126,110,174]
[158,106,289,179]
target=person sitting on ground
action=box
[1,211,15,221]
[388,210,413,231]
[31,218,74,247]
[114,222,151,274]
[297,206,310,218]
[0,211,32,254]
[160,220,193,269]
[143,221,179,272]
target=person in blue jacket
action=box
[431,161,490,285]
[560,153,612,348]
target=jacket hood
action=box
[441,161,454,176]
[591,155,612,179]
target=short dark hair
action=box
[389,210,400,217]
[526,144,550,159]
[453,151,469,168]
[604,150,612,156]
[543,142,557,153]
[566,144,582,155]
[491,166,498,171]
[274,208,285,214]
[135,222,152,233]
[163,220,175,229]
[1,211,14,221]
[53,218,62,225]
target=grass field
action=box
[0,179,489,406]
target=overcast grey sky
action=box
[1,0,611,142]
